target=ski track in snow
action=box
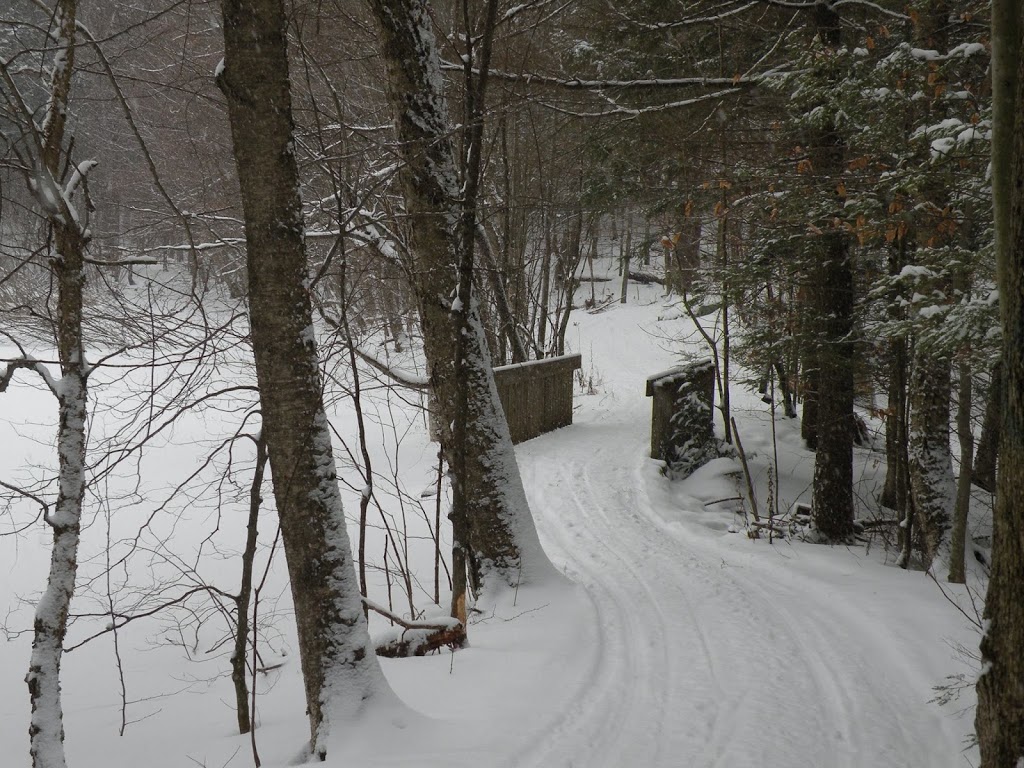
[515,409,964,768]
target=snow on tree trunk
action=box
[366,0,556,596]
[908,349,954,572]
[17,2,91,766]
[218,0,389,755]
[976,2,1024,763]
[29,367,86,768]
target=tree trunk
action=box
[366,0,553,598]
[881,337,908,512]
[619,226,631,304]
[977,3,1024,763]
[807,2,855,540]
[18,4,89,766]
[908,349,954,571]
[904,0,957,574]
[231,435,267,735]
[947,358,973,584]
[973,360,1001,493]
[219,0,387,754]
[537,220,553,355]
[477,226,528,363]
[809,232,856,539]
[881,236,910,515]
[554,208,583,356]
[801,357,819,450]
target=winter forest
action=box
[2,0,1024,765]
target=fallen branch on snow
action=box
[363,597,467,657]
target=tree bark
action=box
[977,2,1024,763]
[973,360,1001,493]
[947,358,972,584]
[905,0,957,574]
[365,0,552,598]
[809,231,856,540]
[231,435,267,735]
[881,236,910,516]
[807,1,855,540]
[908,349,954,571]
[219,0,387,754]
[13,4,90,766]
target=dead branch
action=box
[363,598,466,657]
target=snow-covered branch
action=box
[440,63,764,90]
[351,346,429,389]
[608,1,760,31]
[535,87,745,119]
[0,355,60,397]
[758,0,908,20]
[315,303,429,390]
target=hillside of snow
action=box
[0,274,981,767]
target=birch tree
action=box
[1,1,92,765]
[217,0,389,756]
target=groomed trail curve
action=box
[510,303,974,768]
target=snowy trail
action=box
[514,390,969,767]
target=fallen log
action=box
[628,269,665,286]
[364,597,467,657]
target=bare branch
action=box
[442,63,765,90]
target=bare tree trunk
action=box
[619,226,631,304]
[552,207,584,356]
[807,1,855,540]
[809,231,855,539]
[719,215,733,445]
[232,435,267,735]
[977,3,1024,763]
[4,4,91,766]
[948,358,973,584]
[537,220,553,356]
[366,0,553,601]
[908,350,954,571]
[801,355,820,450]
[477,226,528,363]
[973,360,1001,493]
[219,0,387,754]
[881,237,910,514]
[882,347,909,508]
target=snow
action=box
[899,264,936,279]
[0,275,980,767]
[949,42,986,58]
[64,160,98,199]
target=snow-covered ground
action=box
[0,274,981,767]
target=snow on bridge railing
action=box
[645,359,717,479]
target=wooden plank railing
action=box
[493,353,582,444]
